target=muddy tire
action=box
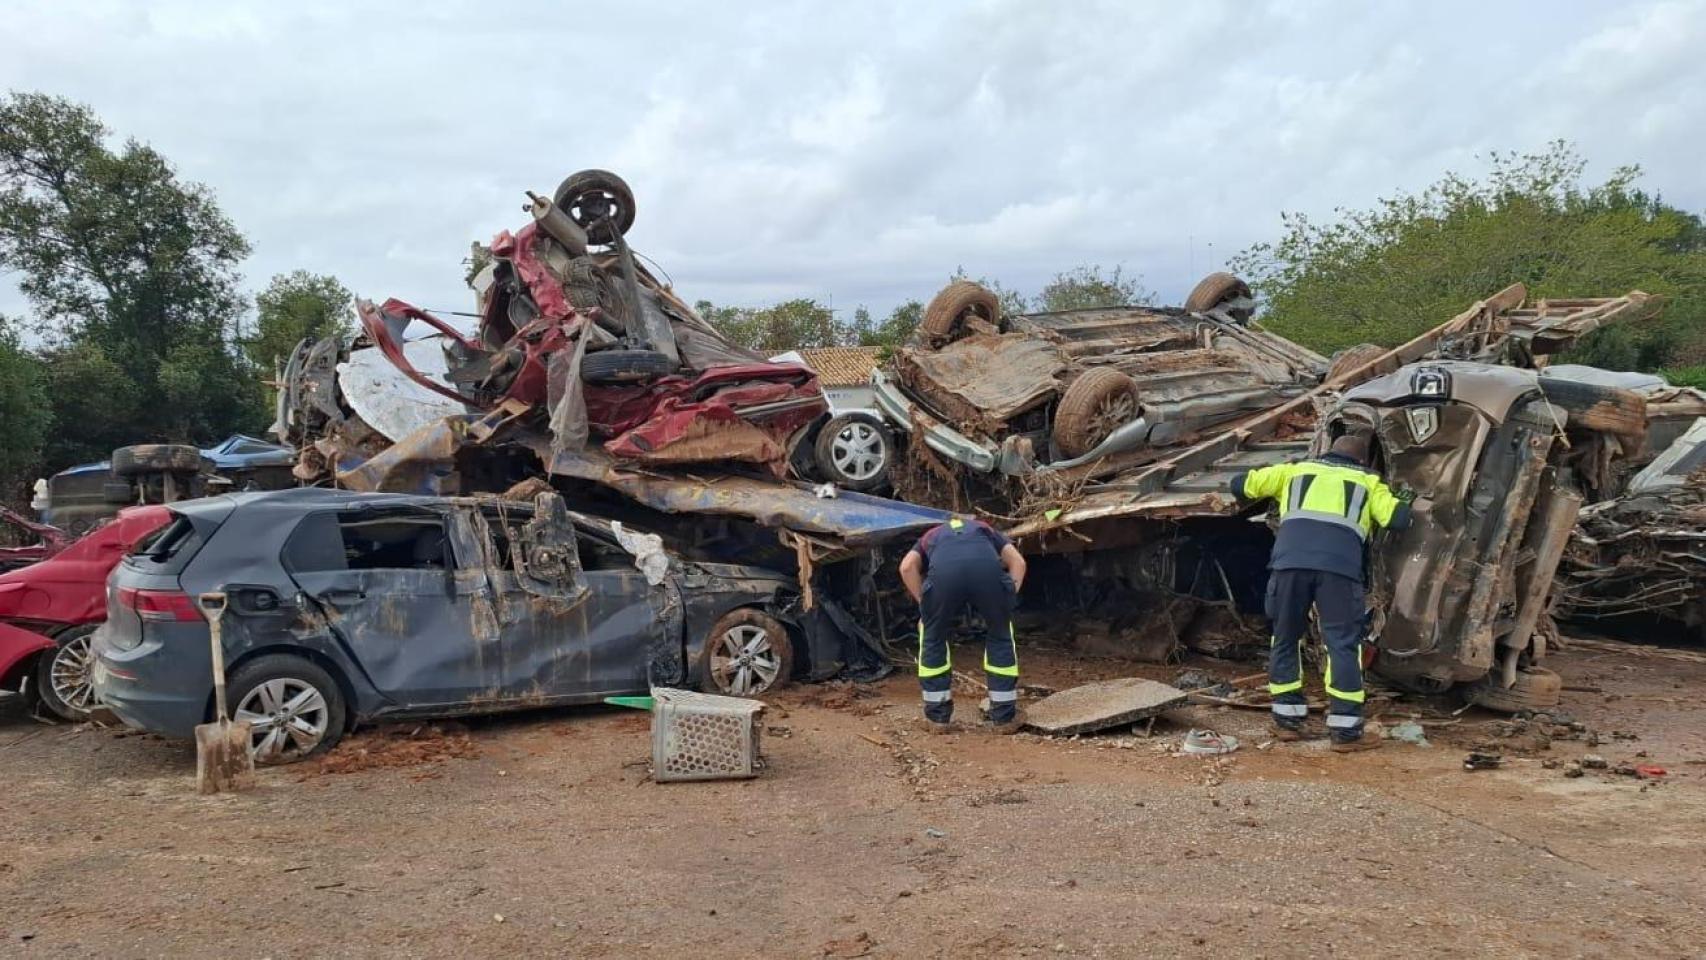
[1052,367,1140,458]
[226,654,347,764]
[1537,378,1648,440]
[581,348,675,386]
[1468,667,1562,713]
[111,444,202,478]
[1184,272,1253,318]
[553,169,636,245]
[34,624,100,722]
[1326,343,1388,385]
[699,609,794,698]
[813,413,892,492]
[921,281,1001,347]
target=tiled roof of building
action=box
[797,346,882,387]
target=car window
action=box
[282,509,455,573]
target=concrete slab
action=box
[1024,678,1189,736]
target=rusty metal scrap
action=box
[1555,474,1706,627]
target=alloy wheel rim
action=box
[234,678,330,762]
[1087,393,1139,444]
[830,422,885,481]
[49,634,97,713]
[711,624,780,695]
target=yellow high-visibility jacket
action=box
[1229,454,1410,581]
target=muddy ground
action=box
[3,639,1706,959]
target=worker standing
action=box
[1228,432,1412,752]
[899,516,1029,734]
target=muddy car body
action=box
[94,488,841,762]
[873,277,1327,488]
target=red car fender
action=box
[0,505,171,626]
[0,621,54,691]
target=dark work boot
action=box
[1330,736,1382,754]
[1270,724,1304,743]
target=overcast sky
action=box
[3,0,1703,325]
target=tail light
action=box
[118,587,203,622]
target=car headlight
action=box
[1405,406,1440,442]
[1411,367,1450,398]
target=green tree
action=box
[1035,264,1155,312]
[247,270,352,374]
[0,91,264,469]
[1230,142,1706,365]
[692,298,839,353]
[844,300,922,350]
[36,340,140,470]
[0,320,50,495]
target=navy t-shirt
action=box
[909,519,1011,575]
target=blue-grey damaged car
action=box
[94,487,844,763]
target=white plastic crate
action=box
[650,687,766,782]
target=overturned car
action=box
[94,488,856,762]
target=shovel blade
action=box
[195,718,256,795]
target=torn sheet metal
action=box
[338,336,467,442]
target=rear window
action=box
[125,514,208,575]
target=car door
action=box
[473,494,677,700]
[283,505,501,708]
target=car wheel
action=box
[1052,367,1140,458]
[1325,343,1387,385]
[581,348,676,385]
[227,655,347,764]
[700,609,794,698]
[920,280,1001,347]
[111,444,203,478]
[1184,272,1255,322]
[1467,667,1562,713]
[814,414,892,492]
[35,624,100,722]
[553,168,637,245]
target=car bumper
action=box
[870,370,997,473]
[91,624,210,739]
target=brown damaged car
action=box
[992,284,1663,710]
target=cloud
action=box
[1,0,1701,328]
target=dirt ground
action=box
[4,638,1706,959]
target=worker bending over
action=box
[899,516,1028,734]
[1229,432,1412,752]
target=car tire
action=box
[1052,367,1141,459]
[34,624,100,722]
[581,348,676,386]
[226,654,347,764]
[921,280,1001,347]
[1184,272,1255,322]
[814,414,892,492]
[553,169,637,245]
[111,444,203,478]
[699,609,794,698]
[1326,343,1388,385]
[1537,378,1648,441]
[1467,667,1562,713]
[101,480,137,505]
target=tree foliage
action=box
[0,320,49,493]
[843,301,922,349]
[247,270,353,374]
[693,298,839,353]
[1230,142,1706,366]
[0,91,266,472]
[1034,264,1155,312]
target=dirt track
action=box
[4,641,1706,959]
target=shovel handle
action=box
[199,592,230,720]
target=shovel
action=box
[194,591,255,794]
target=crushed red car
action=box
[0,505,171,721]
[0,507,70,573]
[278,168,826,490]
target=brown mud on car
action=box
[973,283,1664,710]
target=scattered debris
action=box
[306,723,479,777]
[1181,730,1240,756]
[1463,751,1503,771]
[1581,754,1610,770]
[1384,722,1430,747]
[924,827,946,839]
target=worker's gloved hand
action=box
[1396,488,1417,505]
